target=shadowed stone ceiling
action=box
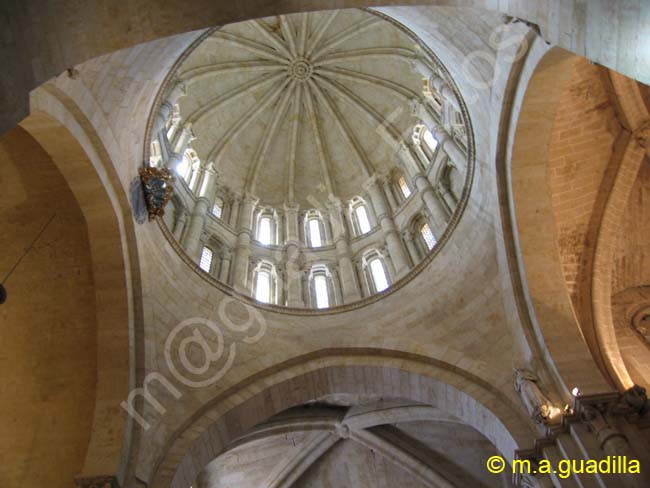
[174,9,425,206]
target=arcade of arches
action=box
[1,2,650,488]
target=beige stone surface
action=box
[0,127,97,487]
[1,3,649,488]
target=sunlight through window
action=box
[314,274,330,308]
[258,217,272,245]
[398,176,411,199]
[199,247,213,272]
[420,223,436,250]
[309,218,322,247]
[355,205,371,234]
[255,271,271,303]
[370,259,389,292]
[423,128,438,153]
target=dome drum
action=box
[147,9,473,311]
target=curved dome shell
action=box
[176,10,424,206]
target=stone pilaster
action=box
[172,209,187,241]
[410,55,459,111]
[411,101,466,174]
[152,80,186,134]
[402,229,419,264]
[219,249,232,284]
[284,203,304,307]
[398,143,448,236]
[232,194,257,293]
[182,196,210,261]
[198,161,218,202]
[365,175,410,279]
[328,197,361,303]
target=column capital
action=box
[362,173,384,191]
[180,122,195,141]
[194,195,211,207]
[168,79,187,103]
[283,202,300,214]
[204,160,218,175]
[326,195,343,214]
[242,192,259,206]
[410,45,432,76]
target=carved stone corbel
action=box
[514,369,558,426]
[582,404,630,455]
[610,384,650,417]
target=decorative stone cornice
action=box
[514,386,650,481]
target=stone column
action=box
[229,196,240,228]
[232,195,257,294]
[383,179,398,209]
[173,122,194,155]
[198,162,218,202]
[275,265,285,306]
[328,198,361,303]
[152,81,186,135]
[411,101,466,174]
[364,175,410,279]
[582,407,632,458]
[219,249,232,284]
[182,196,210,260]
[438,180,457,210]
[398,143,448,236]
[412,139,433,168]
[187,160,201,193]
[382,247,397,280]
[429,121,466,173]
[330,268,343,306]
[284,204,304,307]
[410,56,459,111]
[403,229,419,265]
[167,122,195,173]
[172,209,187,241]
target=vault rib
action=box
[251,19,293,59]
[309,78,374,178]
[279,16,298,58]
[318,65,419,100]
[186,71,285,125]
[314,47,417,66]
[286,83,303,204]
[209,31,289,64]
[179,61,284,86]
[297,13,309,57]
[310,18,382,62]
[264,431,339,488]
[304,83,335,196]
[246,81,297,193]
[304,11,338,58]
[206,78,291,164]
[316,74,403,145]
